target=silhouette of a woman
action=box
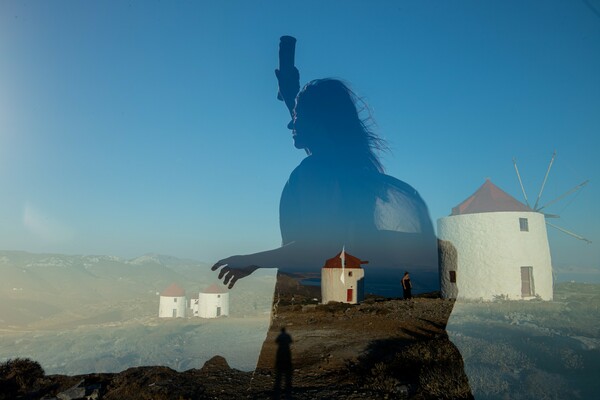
[212,74,437,290]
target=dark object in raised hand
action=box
[276,35,300,114]
[278,36,296,77]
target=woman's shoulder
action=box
[379,174,424,201]
[288,155,337,182]
[374,174,433,234]
[295,154,332,170]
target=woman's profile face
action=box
[290,100,315,150]
[290,93,332,152]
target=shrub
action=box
[0,358,45,399]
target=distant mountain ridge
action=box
[0,250,208,267]
[0,250,215,328]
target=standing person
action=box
[210,36,471,400]
[211,39,438,289]
[274,327,293,400]
[402,271,412,300]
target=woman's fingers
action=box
[211,262,256,288]
[210,263,236,287]
[228,276,238,289]
[223,270,234,285]
[222,270,239,289]
[218,266,231,280]
[211,262,228,272]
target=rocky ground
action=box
[3,280,598,399]
[0,286,472,400]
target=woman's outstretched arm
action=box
[211,241,336,289]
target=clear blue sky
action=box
[1,1,598,275]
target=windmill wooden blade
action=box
[533,150,556,211]
[513,157,531,208]
[537,180,589,212]
[546,221,592,244]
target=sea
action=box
[303,272,600,298]
[302,269,440,298]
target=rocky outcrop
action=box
[0,298,473,400]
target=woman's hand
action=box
[211,256,260,289]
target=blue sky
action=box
[1,1,598,275]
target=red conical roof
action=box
[451,179,531,215]
[322,251,368,269]
[161,283,185,297]
[202,284,228,294]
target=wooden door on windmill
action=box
[521,266,534,297]
[347,289,353,302]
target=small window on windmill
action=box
[173,298,177,302]
[217,294,221,298]
[449,271,456,283]
[348,271,353,277]
[519,218,529,232]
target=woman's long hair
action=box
[296,79,388,173]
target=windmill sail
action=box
[533,150,556,210]
[546,221,592,244]
[537,180,589,212]
[513,151,590,244]
[513,158,531,208]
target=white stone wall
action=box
[321,268,365,304]
[437,211,553,301]
[158,295,187,318]
[198,292,229,318]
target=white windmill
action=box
[437,152,589,301]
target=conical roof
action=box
[451,179,531,215]
[322,251,368,269]
[202,284,228,294]
[161,283,186,297]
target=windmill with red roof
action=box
[437,152,589,301]
[197,284,229,318]
[321,249,368,304]
[158,283,187,318]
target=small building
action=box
[198,284,229,318]
[321,251,367,304]
[437,179,553,301]
[189,293,200,317]
[158,283,187,318]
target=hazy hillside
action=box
[0,250,270,329]
[0,251,278,374]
